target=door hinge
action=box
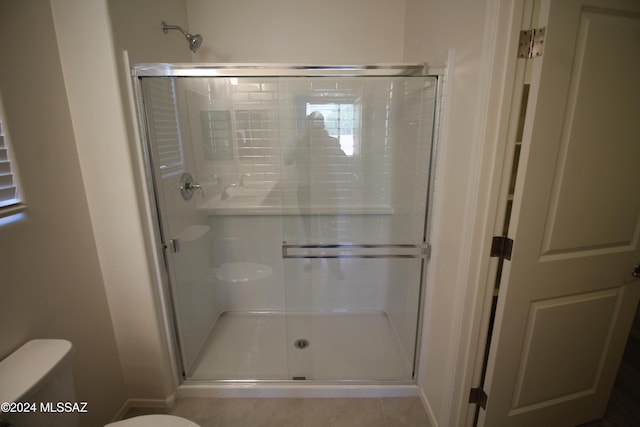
[518,27,545,59]
[491,236,514,261]
[469,387,488,410]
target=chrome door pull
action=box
[282,242,429,259]
[169,239,180,253]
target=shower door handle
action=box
[282,242,430,259]
[168,239,180,253]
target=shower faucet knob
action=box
[179,173,204,200]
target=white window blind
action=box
[0,121,21,211]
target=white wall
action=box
[0,2,126,425]
[186,0,406,63]
[404,0,500,425]
[49,0,194,405]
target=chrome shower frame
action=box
[130,63,444,389]
[134,62,442,77]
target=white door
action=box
[480,0,640,425]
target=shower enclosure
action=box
[134,64,439,383]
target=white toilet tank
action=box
[0,339,79,427]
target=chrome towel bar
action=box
[282,242,429,259]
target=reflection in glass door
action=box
[136,65,438,382]
[279,76,435,381]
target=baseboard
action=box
[419,388,439,427]
[111,393,176,422]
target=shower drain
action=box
[294,338,310,349]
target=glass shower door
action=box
[278,75,438,381]
[138,76,219,378]
[135,65,438,383]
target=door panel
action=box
[541,9,640,256]
[481,1,640,425]
[512,288,619,409]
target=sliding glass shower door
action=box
[278,75,436,381]
[135,65,438,382]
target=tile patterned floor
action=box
[124,397,432,427]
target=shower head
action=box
[161,21,203,53]
[188,33,203,53]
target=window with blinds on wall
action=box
[0,119,24,219]
[143,78,184,177]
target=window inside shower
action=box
[137,66,438,383]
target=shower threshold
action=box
[187,310,413,382]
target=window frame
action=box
[0,99,26,221]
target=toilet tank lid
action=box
[0,339,73,404]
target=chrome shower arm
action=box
[161,21,203,53]
[161,21,188,37]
